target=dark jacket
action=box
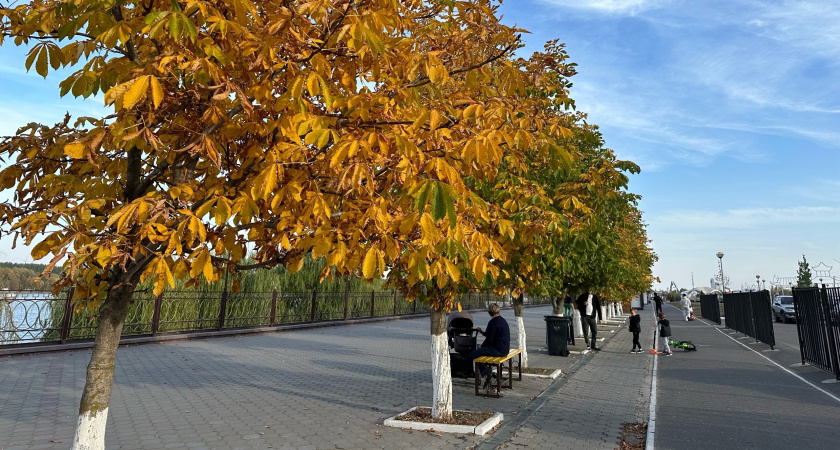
[563,294,572,305]
[654,294,663,307]
[482,316,510,354]
[629,315,641,333]
[658,319,671,337]
[575,292,603,320]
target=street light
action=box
[756,275,760,292]
[717,252,726,294]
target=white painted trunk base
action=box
[72,407,108,450]
[430,332,453,418]
[572,309,583,337]
[516,316,528,368]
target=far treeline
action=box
[0,0,657,442]
[0,257,384,293]
[0,262,60,290]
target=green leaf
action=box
[431,182,446,222]
[414,180,432,213]
[183,17,197,42]
[145,11,165,25]
[169,14,183,40]
[445,190,457,228]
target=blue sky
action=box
[498,0,840,291]
[1,0,839,291]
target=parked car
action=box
[773,295,796,323]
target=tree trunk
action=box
[429,307,452,419]
[572,308,583,338]
[72,284,133,450]
[512,296,528,368]
[551,295,563,316]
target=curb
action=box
[383,407,504,436]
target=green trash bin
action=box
[544,316,571,356]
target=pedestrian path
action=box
[652,304,840,450]
[0,306,591,449]
[485,306,655,449]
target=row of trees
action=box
[0,1,655,448]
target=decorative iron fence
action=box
[699,294,721,325]
[1,288,551,352]
[723,290,775,349]
[792,286,840,380]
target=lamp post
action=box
[756,275,760,292]
[717,252,726,294]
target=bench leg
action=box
[474,362,480,396]
[495,363,502,397]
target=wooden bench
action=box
[473,349,522,397]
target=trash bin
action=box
[544,316,571,356]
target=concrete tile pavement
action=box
[487,306,656,450]
[2,305,598,449]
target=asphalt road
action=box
[653,304,840,450]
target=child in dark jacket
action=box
[627,309,642,353]
[655,312,672,355]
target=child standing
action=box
[628,309,642,353]
[656,312,672,356]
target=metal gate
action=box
[793,286,840,380]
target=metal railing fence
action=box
[0,287,551,352]
[699,294,721,325]
[793,286,840,380]
[723,290,775,349]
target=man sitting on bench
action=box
[469,303,510,390]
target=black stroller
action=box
[447,311,479,378]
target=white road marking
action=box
[701,320,840,404]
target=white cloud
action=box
[654,206,840,230]
[536,0,667,15]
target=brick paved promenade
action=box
[6,301,837,449]
[4,305,645,449]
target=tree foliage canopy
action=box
[1,0,579,312]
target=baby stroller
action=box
[447,311,478,378]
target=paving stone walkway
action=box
[488,306,654,449]
[4,305,638,450]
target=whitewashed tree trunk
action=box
[429,309,452,419]
[72,284,134,450]
[600,305,607,320]
[516,315,528,368]
[73,408,109,450]
[572,308,583,337]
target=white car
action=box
[773,295,796,323]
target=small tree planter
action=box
[521,368,563,379]
[383,407,504,436]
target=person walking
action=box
[653,292,663,315]
[575,290,603,351]
[627,308,642,353]
[680,292,692,321]
[655,312,672,356]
